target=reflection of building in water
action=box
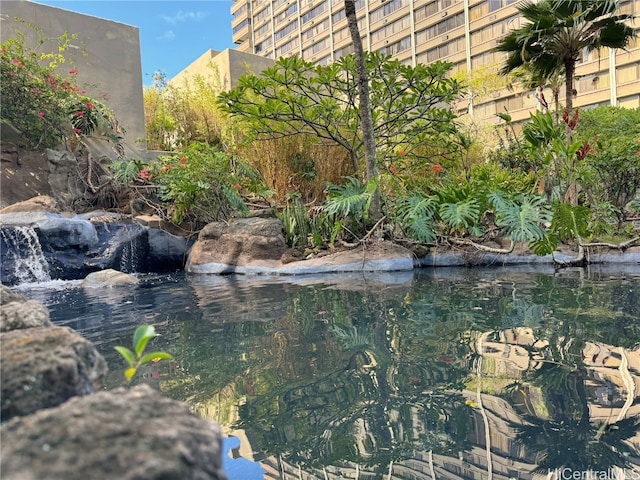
[254,328,640,479]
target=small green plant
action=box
[114,325,173,382]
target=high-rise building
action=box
[231,0,640,124]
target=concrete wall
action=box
[170,48,274,91]
[0,0,146,152]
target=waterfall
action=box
[1,226,52,283]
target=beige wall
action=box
[0,0,146,152]
[170,48,274,91]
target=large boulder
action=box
[187,217,287,274]
[0,195,58,214]
[0,326,107,422]
[186,217,415,274]
[0,285,52,332]
[0,384,227,480]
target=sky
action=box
[31,0,236,84]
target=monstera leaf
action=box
[550,202,590,240]
[395,193,438,243]
[439,199,481,233]
[489,192,552,243]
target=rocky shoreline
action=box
[0,284,226,480]
[4,197,640,286]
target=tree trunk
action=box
[564,60,578,204]
[345,0,381,221]
[564,60,575,136]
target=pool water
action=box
[18,265,640,479]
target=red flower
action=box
[389,164,398,175]
[139,168,152,181]
[396,149,407,156]
[85,102,94,110]
[73,128,82,134]
[432,164,443,174]
[75,111,84,117]
[38,112,44,118]
[180,156,187,164]
[101,93,108,100]
[69,68,78,75]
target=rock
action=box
[0,195,58,214]
[187,216,415,275]
[0,285,52,332]
[1,212,190,285]
[81,269,139,287]
[0,147,53,209]
[0,384,226,480]
[0,285,29,305]
[187,217,287,274]
[0,326,107,422]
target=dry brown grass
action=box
[242,135,354,205]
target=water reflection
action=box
[25,266,640,479]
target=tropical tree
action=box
[575,106,640,229]
[344,0,380,219]
[218,52,460,205]
[495,0,635,122]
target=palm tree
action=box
[508,65,564,122]
[495,0,635,121]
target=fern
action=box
[109,159,144,184]
[222,185,248,214]
[394,193,438,243]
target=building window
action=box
[256,22,271,39]
[415,12,464,43]
[275,20,298,40]
[254,37,273,54]
[277,38,299,56]
[371,15,411,44]
[303,36,330,57]
[273,0,288,11]
[317,54,331,66]
[305,18,330,39]
[332,0,364,23]
[232,2,248,18]
[335,44,355,60]
[275,3,298,26]
[302,3,327,24]
[379,36,411,55]
[577,73,609,93]
[232,18,248,34]
[618,64,639,83]
[415,2,438,22]
[469,3,488,21]
[255,6,271,24]
[370,0,405,23]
